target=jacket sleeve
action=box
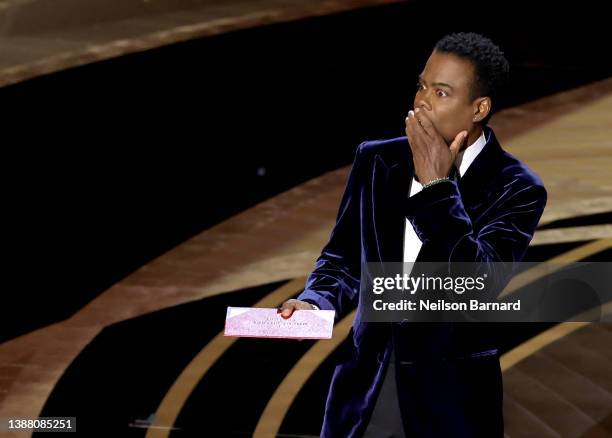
[404,177,547,298]
[297,142,366,318]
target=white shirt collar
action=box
[455,129,487,178]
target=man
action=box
[279,32,546,437]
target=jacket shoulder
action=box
[498,150,546,190]
[356,136,407,163]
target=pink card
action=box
[224,307,335,339]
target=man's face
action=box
[413,50,480,144]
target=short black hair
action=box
[434,32,509,125]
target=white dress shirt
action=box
[403,130,488,267]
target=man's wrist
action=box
[422,177,451,190]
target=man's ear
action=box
[472,97,491,123]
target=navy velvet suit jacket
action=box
[297,126,547,437]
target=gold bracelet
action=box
[422,177,451,190]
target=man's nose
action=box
[415,97,432,112]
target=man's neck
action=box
[465,125,484,151]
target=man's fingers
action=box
[405,110,421,143]
[405,119,414,148]
[413,108,434,138]
[449,130,468,159]
[277,300,297,319]
[405,110,414,137]
[406,109,430,144]
[277,299,314,319]
[280,307,294,319]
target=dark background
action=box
[3,0,611,341]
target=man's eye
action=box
[436,90,448,97]
[416,82,424,91]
